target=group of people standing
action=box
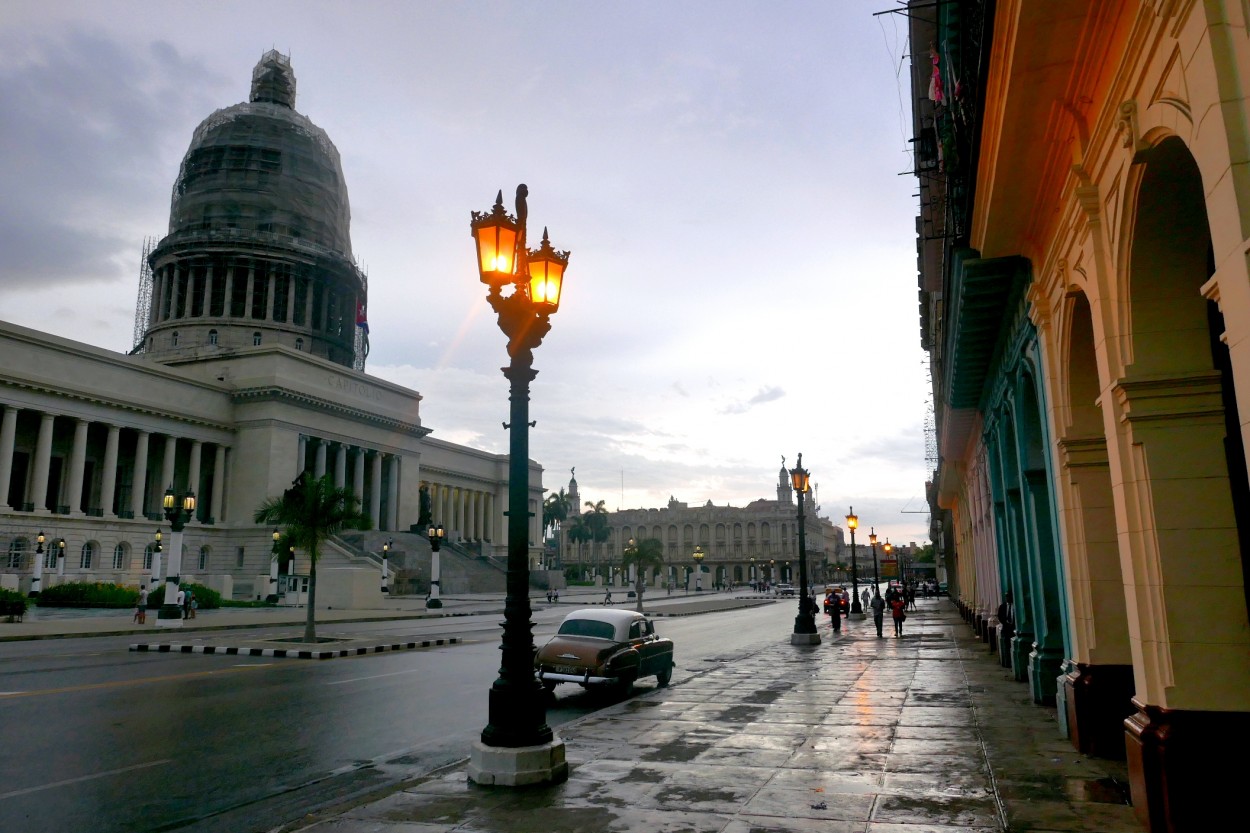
[131,585,197,624]
[824,583,916,638]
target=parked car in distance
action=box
[776,583,796,596]
[535,608,675,693]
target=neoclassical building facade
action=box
[910,2,1250,828]
[559,466,843,588]
[0,52,543,598]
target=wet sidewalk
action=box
[281,598,1141,833]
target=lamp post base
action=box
[848,612,867,620]
[467,738,568,787]
[425,598,443,609]
[790,631,822,646]
[155,604,184,628]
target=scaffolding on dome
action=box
[131,236,156,354]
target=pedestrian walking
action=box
[889,593,907,637]
[175,587,186,619]
[870,590,885,638]
[906,585,917,611]
[604,587,612,604]
[861,588,870,611]
[134,586,148,624]
[826,590,841,633]
[189,591,198,619]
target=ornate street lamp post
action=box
[269,529,281,601]
[846,508,862,616]
[381,539,392,594]
[157,486,196,628]
[883,539,893,589]
[467,185,569,786]
[427,524,444,609]
[692,545,704,591]
[750,556,756,590]
[29,531,45,598]
[151,529,163,591]
[56,537,65,578]
[789,454,820,645]
[870,528,880,594]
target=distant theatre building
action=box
[0,52,543,601]
[559,465,842,589]
[908,3,1250,829]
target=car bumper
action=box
[537,669,615,685]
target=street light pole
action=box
[427,524,444,609]
[269,529,281,601]
[789,453,820,645]
[29,531,45,598]
[151,529,163,591]
[870,528,880,595]
[381,539,392,594]
[468,185,569,786]
[692,545,704,591]
[846,508,862,615]
[157,486,196,628]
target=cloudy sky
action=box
[0,1,933,547]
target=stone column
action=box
[186,266,198,317]
[314,440,327,479]
[101,424,119,518]
[352,447,365,500]
[223,263,235,318]
[286,276,296,322]
[334,444,347,490]
[387,455,400,532]
[370,452,383,530]
[203,264,214,316]
[304,280,315,329]
[267,271,277,320]
[131,430,150,518]
[0,405,17,509]
[296,435,307,478]
[67,419,88,515]
[30,412,55,512]
[160,435,177,496]
[245,264,255,319]
[169,265,181,319]
[188,440,203,515]
[211,445,226,523]
[467,490,478,539]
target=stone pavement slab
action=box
[275,598,1142,833]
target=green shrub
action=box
[38,582,138,608]
[148,581,221,610]
[0,587,28,619]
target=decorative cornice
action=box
[1,378,233,434]
[232,386,430,437]
[1057,435,1109,469]
[1112,371,1224,424]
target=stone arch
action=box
[1114,133,1250,710]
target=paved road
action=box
[0,598,789,833]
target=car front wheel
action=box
[656,660,672,687]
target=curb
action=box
[128,637,462,659]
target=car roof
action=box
[563,608,646,627]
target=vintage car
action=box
[823,586,849,615]
[535,608,675,693]
[775,583,796,597]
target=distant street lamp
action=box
[269,529,281,600]
[870,528,880,593]
[789,454,820,644]
[56,537,66,578]
[427,524,444,609]
[381,539,392,594]
[750,555,756,589]
[157,486,196,628]
[467,185,569,786]
[29,531,45,598]
[151,529,163,590]
[883,539,893,588]
[692,545,705,591]
[846,508,862,615]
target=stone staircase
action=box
[330,531,509,595]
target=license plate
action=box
[554,664,582,675]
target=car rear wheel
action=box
[656,659,672,687]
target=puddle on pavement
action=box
[1066,776,1131,804]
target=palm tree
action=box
[585,499,610,573]
[565,513,592,577]
[542,488,573,568]
[254,473,371,643]
[622,537,664,612]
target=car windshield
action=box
[557,618,617,640]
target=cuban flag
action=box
[355,300,369,334]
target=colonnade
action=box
[0,403,227,523]
[422,480,501,543]
[295,434,403,533]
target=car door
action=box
[633,617,669,676]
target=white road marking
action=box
[326,668,423,686]
[0,759,172,800]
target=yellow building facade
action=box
[912,3,1250,828]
